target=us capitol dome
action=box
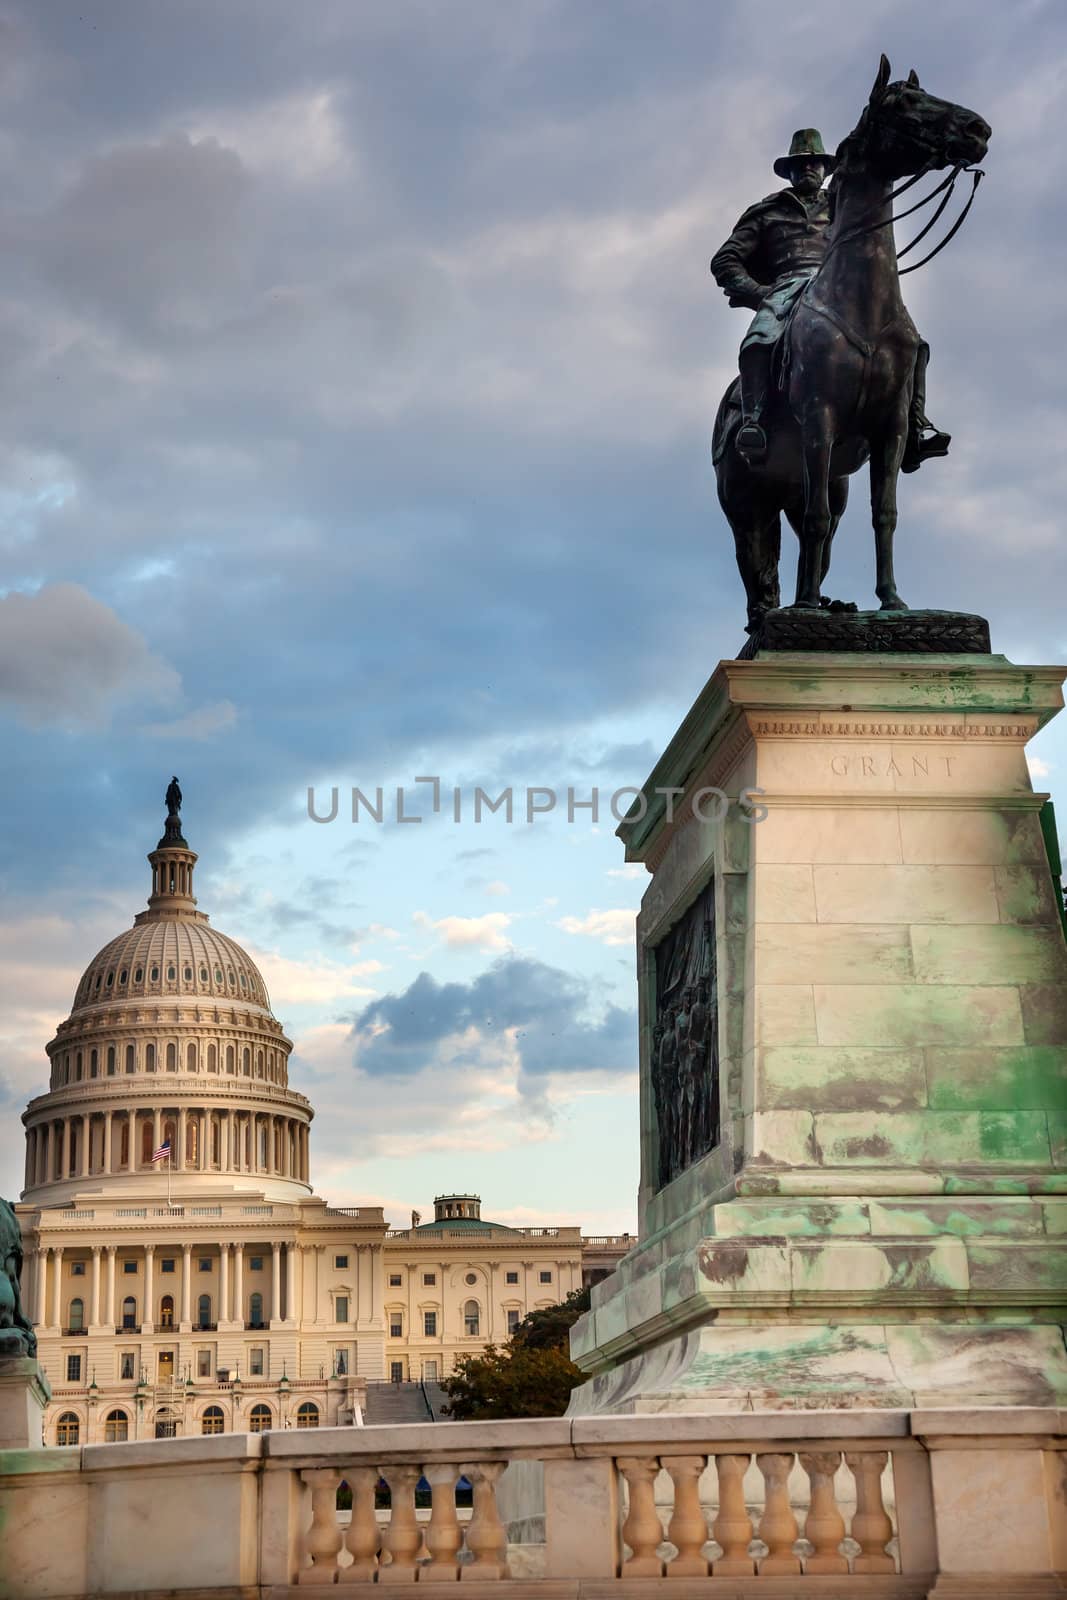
[23,780,311,1203]
[13,782,613,1445]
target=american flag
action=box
[151,1139,171,1163]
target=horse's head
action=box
[841,54,990,180]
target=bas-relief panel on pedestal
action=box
[650,880,719,1190]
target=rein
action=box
[813,162,984,282]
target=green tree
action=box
[440,1285,593,1420]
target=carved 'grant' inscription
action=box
[829,752,955,778]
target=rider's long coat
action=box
[711,186,831,346]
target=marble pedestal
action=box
[570,652,1067,1412]
[0,1356,50,1448]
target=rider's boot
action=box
[736,343,772,464]
[902,343,951,473]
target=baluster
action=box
[378,1463,422,1585]
[617,1456,664,1578]
[298,1468,343,1586]
[846,1451,896,1573]
[799,1450,848,1574]
[340,1466,380,1583]
[459,1460,508,1581]
[756,1452,801,1575]
[423,1462,462,1578]
[662,1454,709,1577]
[712,1453,755,1576]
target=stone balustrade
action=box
[1,1407,1064,1597]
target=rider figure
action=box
[710,128,950,472]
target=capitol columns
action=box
[177,1107,187,1170]
[271,1241,282,1323]
[51,1245,63,1329]
[285,1240,298,1324]
[35,1245,47,1327]
[181,1243,193,1329]
[89,1244,102,1330]
[105,1245,117,1329]
[219,1242,231,1325]
[142,1245,155,1334]
[103,1109,114,1174]
[233,1242,244,1325]
[80,1113,90,1178]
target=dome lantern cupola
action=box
[143,776,199,919]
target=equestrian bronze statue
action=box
[711,56,990,633]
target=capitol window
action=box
[197,1350,211,1377]
[296,1402,319,1428]
[249,1348,264,1376]
[334,1255,348,1269]
[161,1258,175,1273]
[389,1273,402,1286]
[539,1271,552,1284]
[423,1311,437,1336]
[56,1413,79,1446]
[506,1271,519,1284]
[66,1354,82,1382]
[249,1404,271,1432]
[464,1301,480,1337]
[422,1273,436,1286]
[71,1261,86,1277]
[201,1405,224,1435]
[390,1314,403,1337]
[120,1353,135,1380]
[507,1309,521,1333]
[123,1260,137,1275]
[249,1256,263,1272]
[104,1410,128,1442]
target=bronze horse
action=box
[715,57,990,632]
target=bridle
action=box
[812,99,986,283]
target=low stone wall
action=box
[1,1407,1064,1597]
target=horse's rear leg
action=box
[870,424,908,610]
[796,419,833,608]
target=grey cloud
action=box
[0,582,179,726]
[350,955,636,1091]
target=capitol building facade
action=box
[14,796,627,1445]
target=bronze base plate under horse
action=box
[737,605,991,659]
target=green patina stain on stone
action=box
[927,1045,1067,1112]
[978,1111,1052,1163]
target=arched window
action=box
[146,1043,156,1073]
[248,1403,272,1433]
[296,1401,319,1428]
[56,1412,79,1446]
[242,1047,251,1076]
[125,1044,135,1073]
[166,1042,176,1071]
[226,1045,235,1074]
[160,1294,174,1329]
[249,1292,264,1328]
[68,1297,84,1332]
[256,1050,264,1078]
[163,1118,176,1156]
[104,1409,128,1442]
[187,1042,197,1072]
[107,1045,116,1075]
[122,1296,137,1329]
[75,1051,83,1080]
[186,1118,198,1166]
[464,1300,480,1337]
[197,1294,211,1329]
[201,1405,224,1435]
[89,1048,98,1078]
[207,1044,217,1073]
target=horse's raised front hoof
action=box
[878,593,909,612]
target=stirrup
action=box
[736,420,768,463]
[902,426,951,474]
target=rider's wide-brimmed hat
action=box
[773,128,837,179]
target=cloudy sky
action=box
[1,1,1064,1232]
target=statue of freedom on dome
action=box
[165,776,182,818]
